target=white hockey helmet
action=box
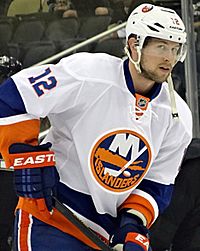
[126,3,187,62]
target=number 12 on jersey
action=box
[28,67,57,97]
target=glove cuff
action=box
[10,151,55,169]
[125,232,150,251]
[9,143,55,169]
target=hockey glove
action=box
[110,212,151,251]
[9,142,59,212]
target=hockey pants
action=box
[13,209,99,251]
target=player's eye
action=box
[172,47,180,55]
[156,44,166,51]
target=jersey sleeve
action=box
[0,54,84,167]
[10,56,85,118]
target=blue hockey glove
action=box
[110,212,151,251]
[9,142,59,212]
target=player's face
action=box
[140,38,180,83]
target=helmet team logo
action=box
[142,5,153,13]
[90,130,152,192]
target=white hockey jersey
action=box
[0,52,192,247]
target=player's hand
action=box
[9,142,59,212]
[110,214,151,251]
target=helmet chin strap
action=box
[167,74,179,120]
[124,45,142,74]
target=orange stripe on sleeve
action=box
[0,119,40,168]
[119,193,155,228]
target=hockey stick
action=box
[53,196,114,251]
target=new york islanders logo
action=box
[90,130,152,192]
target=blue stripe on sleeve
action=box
[0,78,26,117]
[137,179,174,213]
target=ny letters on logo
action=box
[109,133,146,160]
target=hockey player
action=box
[0,4,192,251]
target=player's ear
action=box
[128,37,139,61]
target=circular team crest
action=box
[90,129,152,192]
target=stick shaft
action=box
[53,196,114,251]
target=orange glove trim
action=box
[125,232,149,251]
[10,151,55,169]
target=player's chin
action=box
[153,75,168,84]
[156,72,171,83]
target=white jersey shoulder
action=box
[60,52,122,81]
[11,53,124,118]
